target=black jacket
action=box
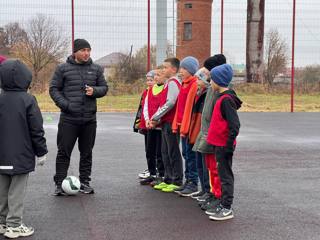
[0,60,48,175]
[49,56,108,123]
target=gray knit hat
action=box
[180,56,199,75]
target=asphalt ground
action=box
[1,113,319,240]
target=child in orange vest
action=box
[172,56,200,196]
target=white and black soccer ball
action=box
[62,176,81,195]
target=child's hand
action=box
[151,120,158,128]
[146,120,151,129]
[36,155,47,166]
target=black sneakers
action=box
[53,185,65,196]
[80,183,95,194]
[139,175,156,185]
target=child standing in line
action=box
[205,64,242,221]
[192,55,227,212]
[140,66,166,185]
[134,71,155,180]
[171,56,200,196]
[0,59,48,238]
[151,58,183,193]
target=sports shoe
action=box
[139,175,156,185]
[0,224,6,234]
[201,197,220,211]
[173,181,189,194]
[154,182,168,190]
[191,191,205,200]
[138,170,150,179]
[162,184,181,193]
[53,185,65,196]
[179,183,198,197]
[4,224,34,238]
[197,192,213,202]
[80,183,94,194]
[150,177,164,187]
[208,206,234,221]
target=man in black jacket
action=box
[0,59,48,238]
[50,39,108,195]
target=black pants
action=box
[54,119,97,185]
[146,130,164,177]
[161,122,183,185]
[215,146,234,209]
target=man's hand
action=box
[85,85,94,96]
[36,155,47,166]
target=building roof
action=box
[95,52,126,68]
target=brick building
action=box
[176,0,213,66]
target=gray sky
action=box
[0,0,319,66]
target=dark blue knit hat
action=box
[180,56,199,75]
[210,64,233,87]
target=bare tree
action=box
[264,29,288,86]
[12,14,69,92]
[0,22,27,55]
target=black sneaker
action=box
[197,192,213,202]
[139,175,156,185]
[174,181,189,194]
[191,191,205,200]
[201,197,220,211]
[53,185,65,196]
[150,176,164,187]
[179,183,198,197]
[80,183,95,194]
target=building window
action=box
[185,3,192,9]
[184,22,192,40]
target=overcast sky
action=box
[0,0,319,66]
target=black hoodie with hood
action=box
[0,59,48,175]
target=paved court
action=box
[1,113,319,240]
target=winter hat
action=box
[0,55,7,64]
[210,64,233,87]
[204,54,226,71]
[195,68,210,86]
[180,56,199,75]
[146,70,155,78]
[73,39,91,53]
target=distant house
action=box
[95,52,126,76]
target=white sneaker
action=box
[138,170,150,179]
[4,224,34,238]
[0,224,6,234]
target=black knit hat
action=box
[73,39,91,53]
[203,54,226,71]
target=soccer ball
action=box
[62,176,81,195]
